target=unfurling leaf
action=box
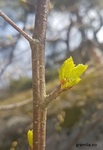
[27,130,33,149]
[59,57,88,89]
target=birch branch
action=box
[0,10,32,42]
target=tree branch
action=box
[44,85,72,107]
[33,0,48,98]
[0,98,32,110]
[31,0,48,150]
[0,10,32,42]
[0,11,30,76]
[93,10,103,42]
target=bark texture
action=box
[31,0,48,150]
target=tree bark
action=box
[31,0,48,150]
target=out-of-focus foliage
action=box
[52,0,79,10]
[9,77,32,93]
[52,0,103,9]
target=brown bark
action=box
[31,0,48,150]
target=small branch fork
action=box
[0,85,71,111]
[0,10,71,107]
[0,9,71,104]
[44,85,72,107]
[0,9,72,150]
[0,10,32,43]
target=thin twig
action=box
[0,10,32,42]
[44,85,72,107]
[0,98,32,110]
[0,11,29,76]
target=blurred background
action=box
[0,0,103,149]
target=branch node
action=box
[0,10,32,42]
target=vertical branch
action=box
[33,0,48,98]
[31,0,48,150]
[30,40,41,150]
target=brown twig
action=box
[0,11,29,76]
[0,10,32,42]
[44,85,72,107]
[0,98,32,110]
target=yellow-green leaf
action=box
[59,57,88,89]
[27,130,33,148]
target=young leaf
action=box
[27,130,33,149]
[59,57,88,89]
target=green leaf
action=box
[27,130,33,148]
[59,57,88,89]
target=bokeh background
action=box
[0,0,103,150]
